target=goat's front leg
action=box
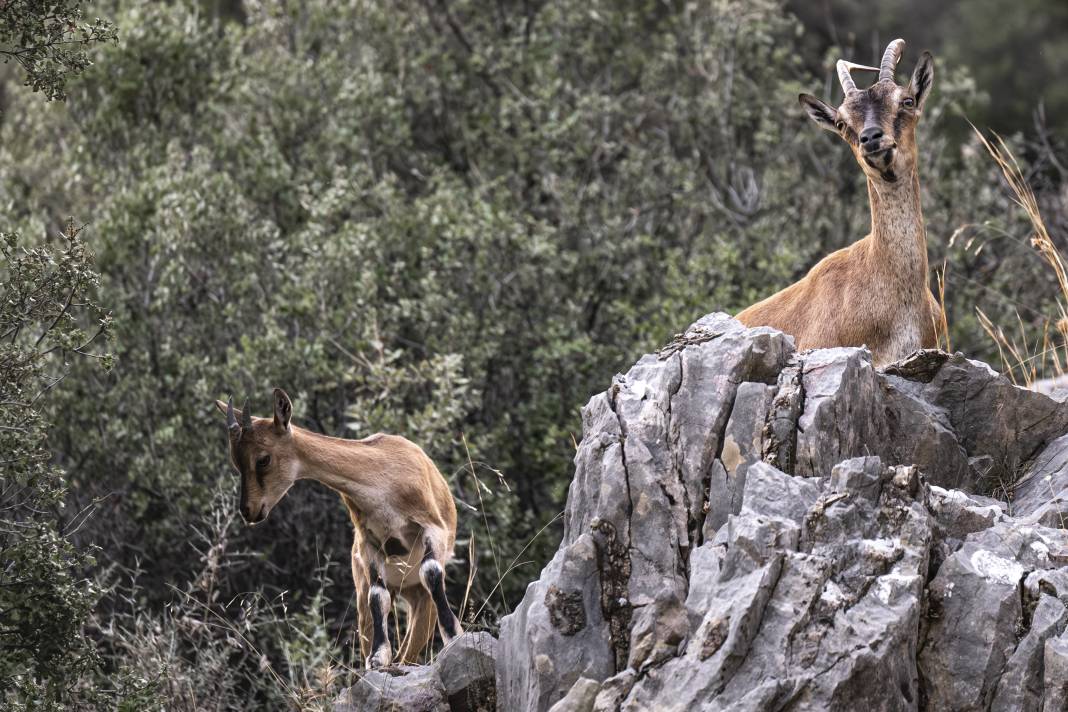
[419,540,463,644]
[367,558,393,668]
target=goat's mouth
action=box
[863,146,898,182]
[863,145,895,162]
[244,503,269,526]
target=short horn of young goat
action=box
[226,396,240,436]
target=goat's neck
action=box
[291,428,377,496]
[866,168,928,275]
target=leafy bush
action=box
[0,0,115,101]
[0,223,111,707]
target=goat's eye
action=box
[902,97,915,108]
[835,120,845,131]
[256,454,271,470]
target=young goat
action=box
[214,389,462,668]
[737,39,943,366]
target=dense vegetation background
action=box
[2,0,1066,708]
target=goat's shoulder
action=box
[355,432,398,446]
[358,434,450,505]
[358,432,426,458]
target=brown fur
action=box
[214,390,460,666]
[737,48,943,366]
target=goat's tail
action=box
[396,586,437,664]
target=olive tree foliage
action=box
[0,0,122,707]
[0,0,115,101]
[0,223,116,707]
[0,0,1063,703]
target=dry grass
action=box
[933,260,952,352]
[972,124,1068,385]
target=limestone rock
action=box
[495,314,1068,711]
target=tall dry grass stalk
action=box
[933,260,952,352]
[972,124,1068,385]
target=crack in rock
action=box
[592,517,633,673]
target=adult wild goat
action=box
[737,39,943,366]
[214,389,462,668]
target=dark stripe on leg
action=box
[368,565,391,665]
[370,588,388,655]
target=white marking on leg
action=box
[420,558,462,643]
[419,558,440,587]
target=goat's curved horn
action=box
[880,38,906,82]
[226,396,240,434]
[241,398,252,430]
[837,60,881,95]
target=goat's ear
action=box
[908,51,934,111]
[799,93,838,132]
[214,399,228,416]
[272,388,292,433]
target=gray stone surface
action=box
[990,594,1068,712]
[334,665,448,712]
[1043,631,1068,710]
[494,314,1068,711]
[498,315,796,712]
[546,678,601,712]
[899,351,1068,486]
[707,381,774,533]
[1014,433,1068,528]
[435,632,497,712]
[919,535,1026,710]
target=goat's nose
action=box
[859,127,884,148]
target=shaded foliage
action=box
[0,0,1066,707]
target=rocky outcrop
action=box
[334,632,496,712]
[496,313,1068,712]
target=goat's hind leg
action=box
[419,540,463,644]
[366,558,394,668]
[351,545,373,664]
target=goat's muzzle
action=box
[243,503,268,526]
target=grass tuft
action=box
[971,124,1068,385]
